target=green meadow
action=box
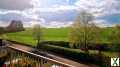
[5,28,69,46]
[3,27,119,57]
[4,27,114,46]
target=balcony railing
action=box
[0,41,75,67]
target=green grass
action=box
[43,28,69,41]
[4,27,114,46]
[4,28,69,46]
[3,27,119,57]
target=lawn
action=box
[4,27,114,46]
[4,28,69,46]
[2,27,119,57]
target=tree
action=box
[0,27,5,39]
[110,24,120,56]
[0,27,4,35]
[6,20,24,32]
[69,11,101,52]
[110,25,120,43]
[32,24,43,45]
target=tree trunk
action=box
[37,39,40,45]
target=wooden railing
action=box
[1,44,75,67]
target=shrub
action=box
[40,41,118,52]
[112,43,120,52]
[39,41,70,48]
[38,44,110,67]
[88,43,111,51]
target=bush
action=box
[38,44,90,61]
[38,44,110,67]
[88,43,111,51]
[112,43,120,52]
[39,41,70,48]
[40,41,119,52]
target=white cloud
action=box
[30,18,46,26]
[31,0,41,8]
[0,10,23,14]
[29,0,77,12]
[75,0,120,17]
[28,20,73,28]
[45,21,73,28]
[28,5,77,13]
[29,0,120,17]
[93,19,112,27]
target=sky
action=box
[0,0,120,28]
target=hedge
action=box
[40,41,120,52]
[37,44,111,67]
[7,39,120,52]
[40,41,70,48]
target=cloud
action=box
[25,19,73,28]
[32,5,77,12]
[42,21,73,28]
[0,0,33,10]
[75,0,120,17]
[0,10,40,22]
[0,10,24,15]
[45,20,72,28]
[0,0,120,28]
[93,19,113,27]
[31,0,68,8]
[0,21,9,27]
[30,0,77,13]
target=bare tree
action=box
[32,24,43,45]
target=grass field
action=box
[2,27,119,57]
[3,27,114,46]
[4,28,69,46]
[4,27,114,46]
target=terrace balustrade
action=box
[0,40,73,67]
